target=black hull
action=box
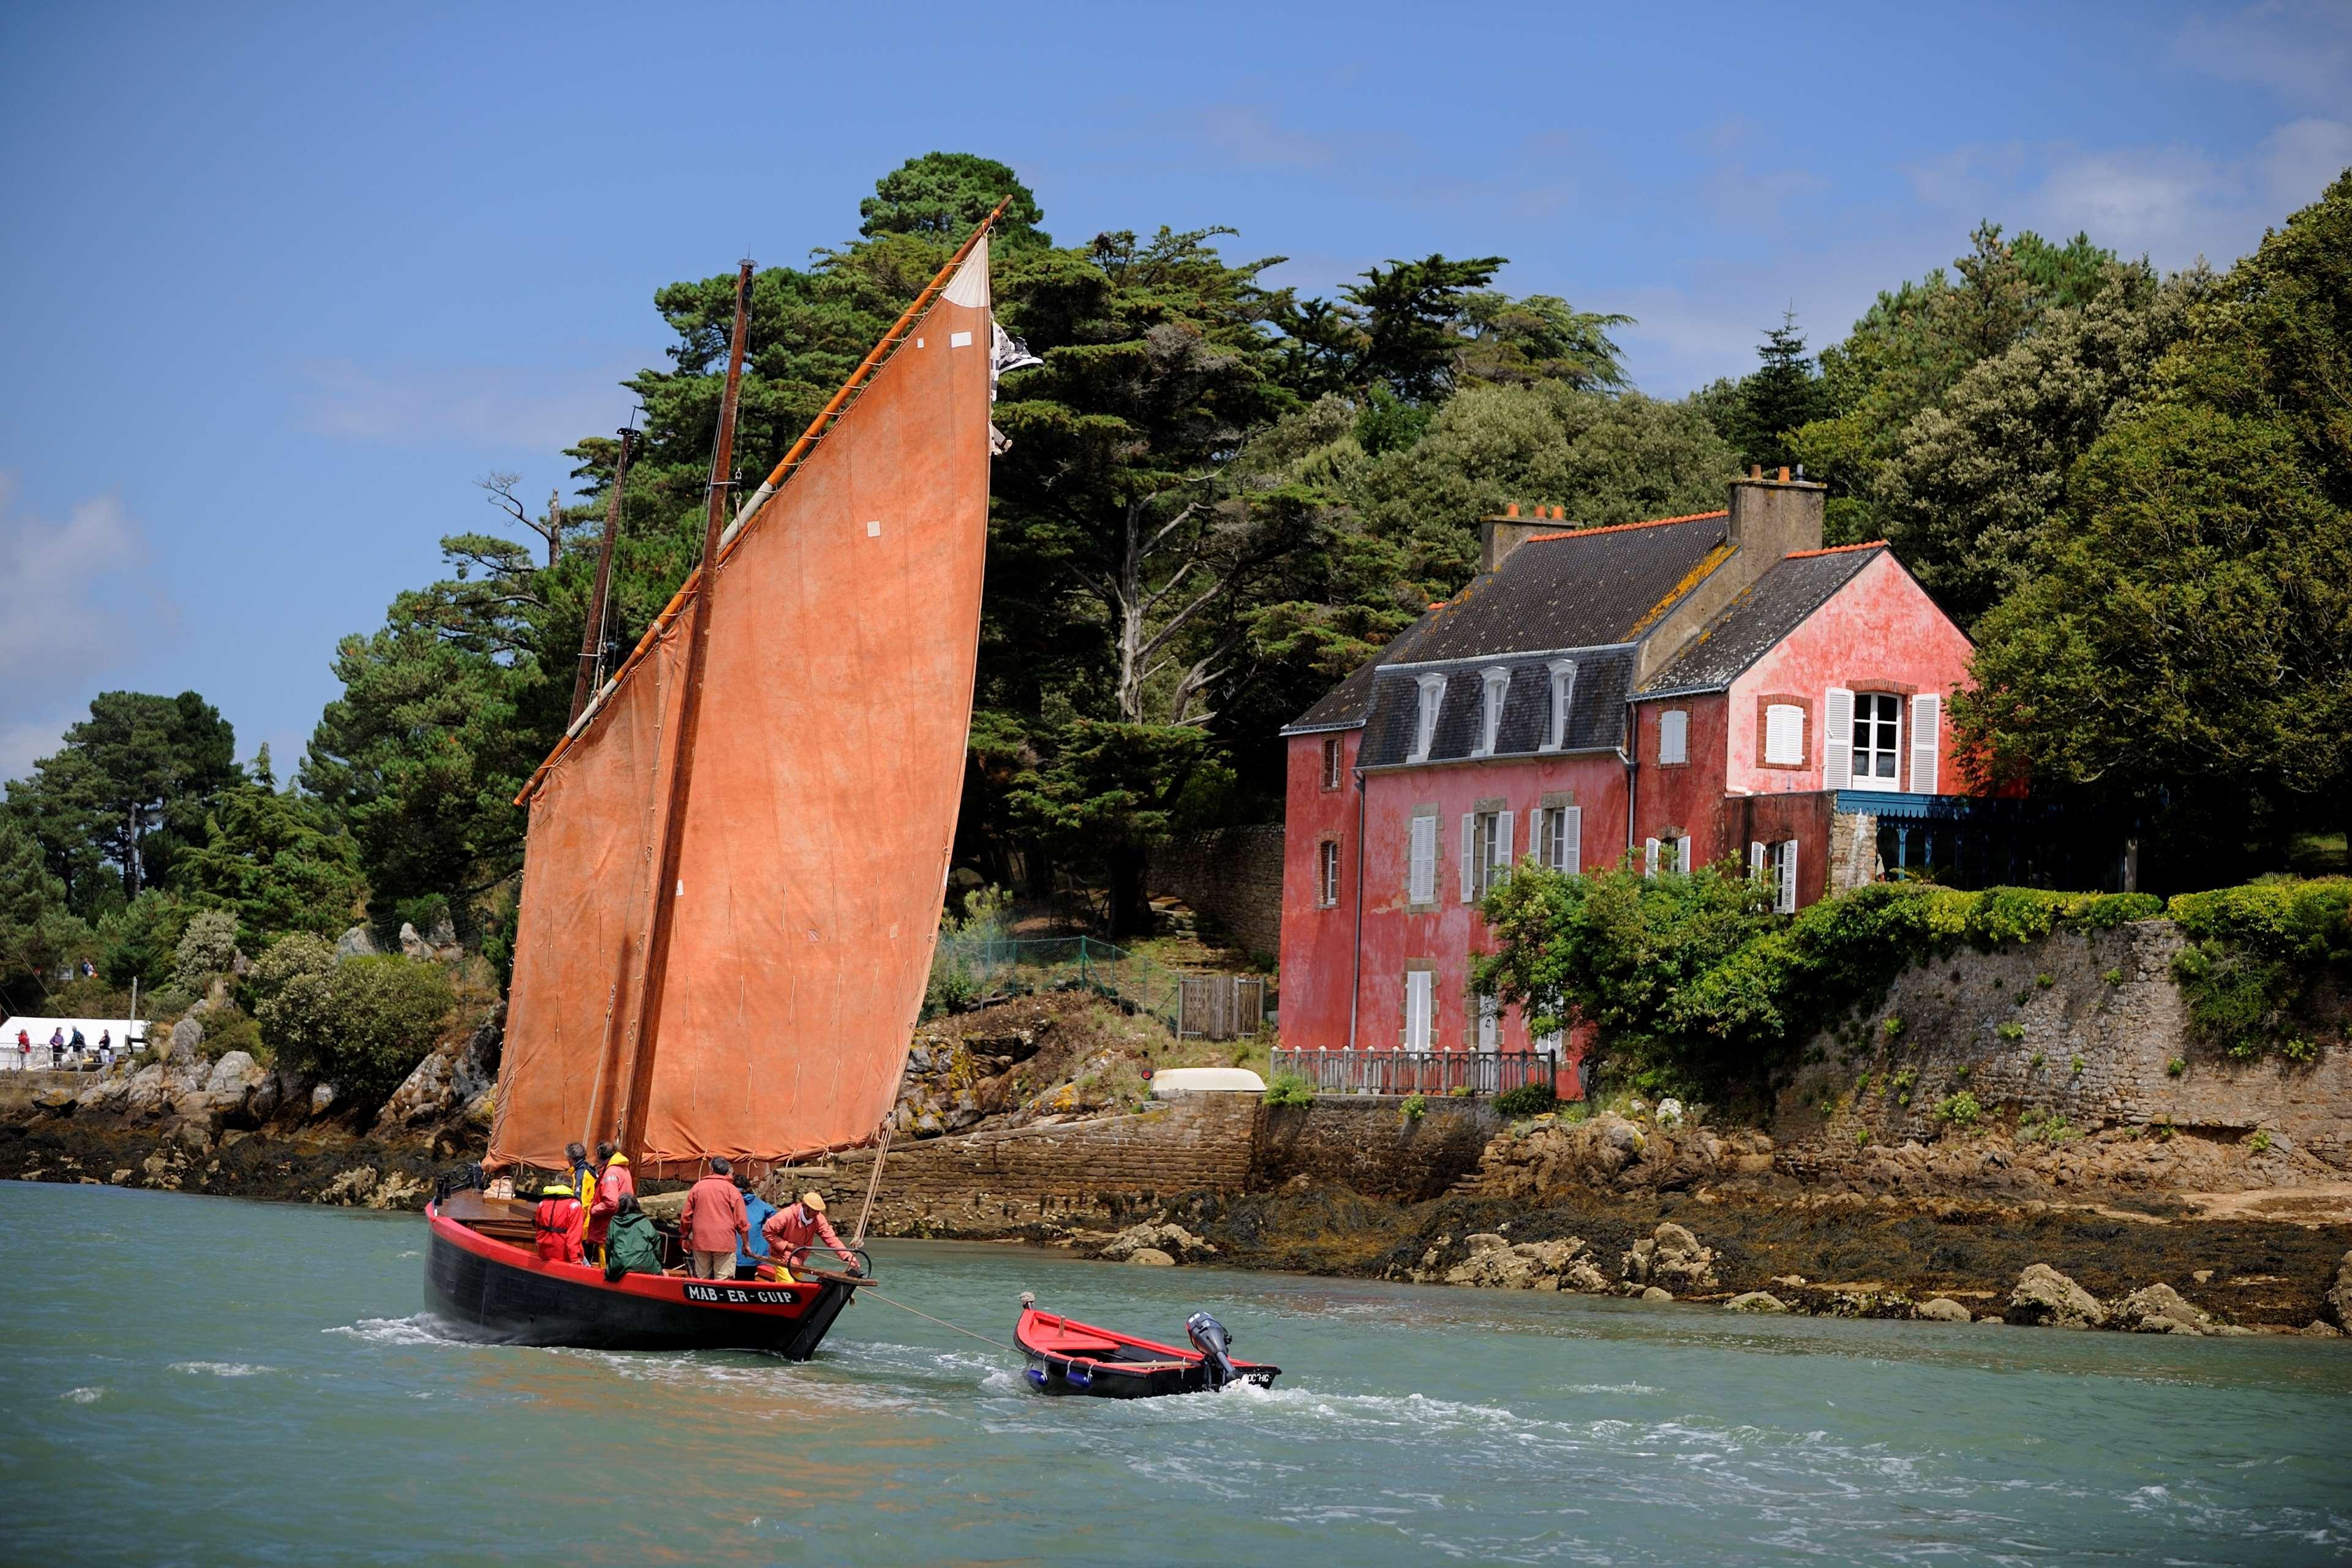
[424,1222,853,1357]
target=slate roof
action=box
[1638,544,1887,696]
[1280,510,1733,738]
[1354,647,1636,768]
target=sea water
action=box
[1,1180,2346,1566]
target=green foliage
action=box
[2248,1128,2272,1153]
[2166,1056,2187,1077]
[2165,878,2352,1058]
[1262,1071,1314,1107]
[1493,1081,1558,1116]
[1954,175,2352,875]
[1479,869,2204,1098]
[96,889,190,993]
[4,690,239,914]
[859,152,1046,247]
[2018,1107,2076,1144]
[174,777,366,944]
[923,886,1015,1018]
[1997,1022,2026,1042]
[2071,1054,2086,1075]
[1399,1091,1428,1121]
[1726,312,1825,472]
[2103,968,2124,986]
[2029,1050,2045,1068]
[172,910,238,993]
[251,936,454,1108]
[1933,1089,1983,1128]
[191,1007,265,1065]
[0,812,92,1011]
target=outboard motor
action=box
[1185,1311,1240,1390]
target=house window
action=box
[1545,660,1577,750]
[1643,837,1660,877]
[1317,840,1340,907]
[1408,812,1438,906]
[1321,735,1343,790]
[1763,703,1804,766]
[1657,708,1688,765]
[1410,675,1446,762]
[1474,666,1509,756]
[1476,994,1501,1052]
[1676,834,1693,874]
[1774,839,1800,914]
[1404,970,1434,1050]
[1851,693,1902,789]
[1536,804,1581,873]
[1534,1025,1564,1060]
[1463,808,1514,901]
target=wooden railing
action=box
[1270,1049,1557,1098]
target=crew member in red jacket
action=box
[532,1182,586,1264]
[761,1191,862,1281]
[584,1142,633,1262]
[679,1158,748,1280]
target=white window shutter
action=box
[1823,687,1855,790]
[1659,709,1687,764]
[1409,815,1434,904]
[1676,835,1693,875]
[1764,703,1803,766]
[1909,693,1941,793]
[1460,813,1476,903]
[1496,810,1514,881]
[1749,840,1766,880]
[1776,839,1799,914]
[1562,807,1581,874]
[1643,837,1660,877]
[1527,807,1544,869]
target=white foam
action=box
[171,1360,271,1378]
[324,1314,467,1347]
[60,1386,103,1404]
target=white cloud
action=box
[2176,2,2352,107]
[0,473,177,782]
[293,358,641,451]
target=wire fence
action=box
[927,935,1186,1030]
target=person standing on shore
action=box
[680,1158,748,1280]
[47,1027,63,1068]
[584,1142,632,1262]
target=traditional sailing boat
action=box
[424,206,1010,1354]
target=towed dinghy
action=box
[1015,1295,1279,1397]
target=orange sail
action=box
[489,230,997,1172]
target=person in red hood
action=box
[680,1157,748,1279]
[584,1141,633,1261]
[532,1182,586,1264]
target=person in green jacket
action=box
[601,1195,666,1281]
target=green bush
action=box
[2166,879,2352,1060]
[1262,1071,1314,1107]
[252,935,454,1108]
[173,910,239,993]
[97,890,190,992]
[1400,1092,1428,1121]
[1997,1022,2026,1042]
[1493,1081,1558,1116]
[1933,1090,1983,1128]
[192,1008,265,1065]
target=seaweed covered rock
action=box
[2111,1282,2243,1336]
[1101,1221,1216,1264]
[1727,1291,1788,1313]
[1621,1221,1718,1291]
[1442,1232,1608,1292]
[2008,1264,2106,1329]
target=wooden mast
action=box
[568,425,638,725]
[615,258,755,1164]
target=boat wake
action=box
[170,1361,273,1378]
[325,1314,473,1348]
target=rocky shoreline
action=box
[6,1009,2349,1340]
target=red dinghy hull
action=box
[1014,1306,1279,1398]
[424,1200,856,1357]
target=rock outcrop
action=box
[2111,1282,2246,1336]
[1470,1111,1774,1200]
[372,1007,501,1142]
[2329,1250,2352,1329]
[1100,1221,1216,1264]
[1621,1221,1718,1291]
[1726,1291,1787,1313]
[1441,1232,1610,1292]
[2007,1264,2106,1329]
[1915,1297,1972,1323]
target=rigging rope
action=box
[861,1288,1014,1353]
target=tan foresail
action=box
[488,231,996,1172]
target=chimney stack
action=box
[1725,469,1825,556]
[1480,503,1552,573]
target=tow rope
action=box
[861,1287,1015,1354]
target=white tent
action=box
[2,1016,148,1069]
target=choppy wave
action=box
[171,1361,273,1378]
[59,1386,103,1404]
[324,1314,468,1347]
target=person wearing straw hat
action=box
[760,1191,861,1281]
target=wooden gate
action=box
[1176,975,1265,1041]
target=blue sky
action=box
[2,1,2346,781]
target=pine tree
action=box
[1730,310,1822,471]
